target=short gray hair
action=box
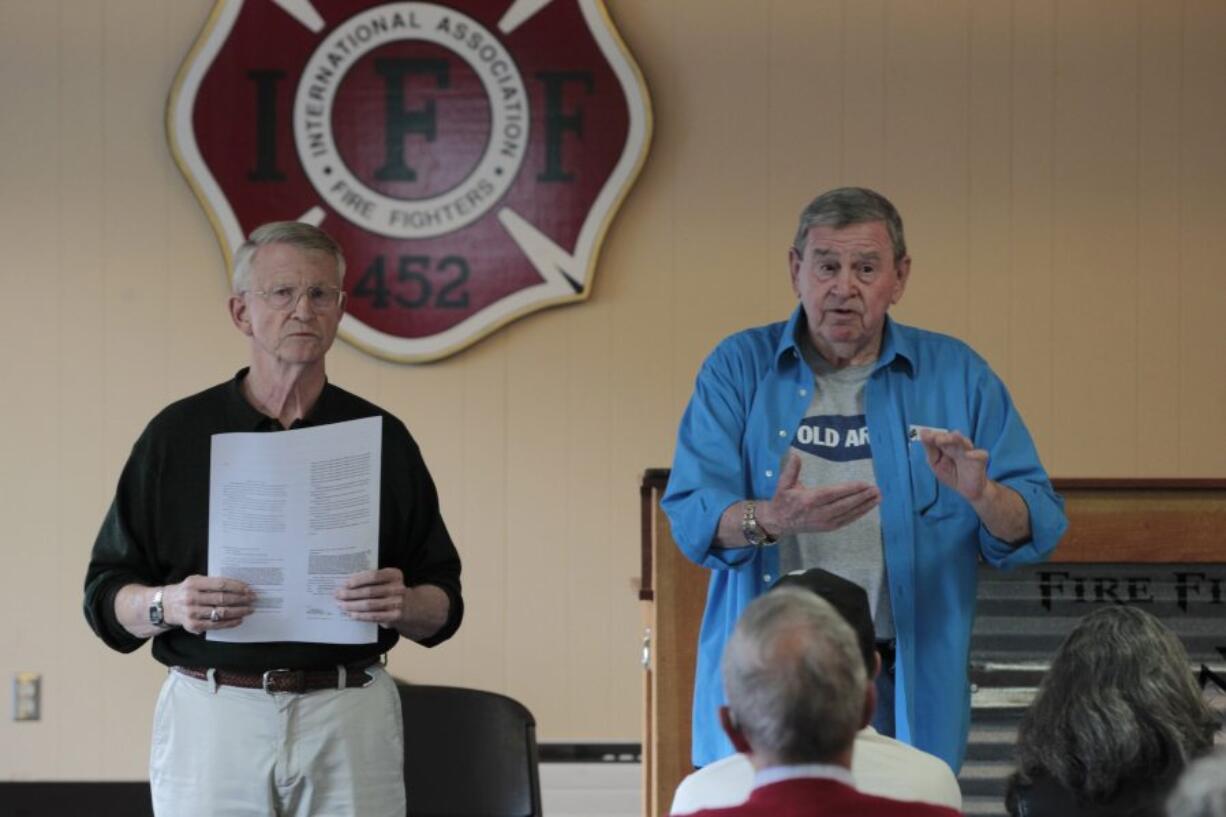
[792,187,907,262]
[722,587,866,764]
[1167,750,1226,817]
[1007,606,1220,804]
[231,221,346,293]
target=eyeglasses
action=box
[247,285,345,311]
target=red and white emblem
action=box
[170,1,651,362]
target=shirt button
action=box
[778,429,788,437]
[799,388,808,397]
[763,574,773,583]
[765,469,774,478]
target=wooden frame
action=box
[1043,479,1226,562]
[639,469,705,817]
[638,474,1226,817]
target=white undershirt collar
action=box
[753,763,854,790]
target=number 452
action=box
[352,255,471,310]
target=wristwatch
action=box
[741,501,777,547]
[149,587,168,628]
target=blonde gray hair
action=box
[722,588,866,764]
[231,221,346,293]
[792,187,907,262]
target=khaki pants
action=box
[150,665,405,817]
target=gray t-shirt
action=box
[778,337,894,638]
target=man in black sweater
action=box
[84,221,462,817]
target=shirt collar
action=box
[225,368,270,430]
[224,367,333,431]
[754,762,854,790]
[773,305,807,366]
[776,307,915,376]
[873,315,915,376]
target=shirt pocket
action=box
[908,442,966,522]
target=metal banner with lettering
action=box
[169,0,651,362]
[972,563,1226,664]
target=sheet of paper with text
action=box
[207,416,381,644]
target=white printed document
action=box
[207,416,381,644]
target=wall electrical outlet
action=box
[13,672,40,721]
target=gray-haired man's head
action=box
[721,587,868,766]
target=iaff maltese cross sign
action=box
[169,0,651,362]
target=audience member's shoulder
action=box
[670,754,753,814]
[853,729,962,810]
[1167,749,1226,817]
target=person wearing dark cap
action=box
[675,584,960,817]
[671,569,961,813]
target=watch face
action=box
[149,603,164,627]
[742,520,761,546]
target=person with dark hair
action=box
[681,587,959,817]
[1005,606,1220,817]
[671,569,961,812]
[663,186,1066,772]
[84,222,463,817]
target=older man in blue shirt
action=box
[662,187,1066,773]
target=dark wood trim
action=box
[639,469,673,602]
[642,468,669,491]
[641,470,1226,492]
[640,470,1226,570]
[640,478,655,601]
[1048,481,1226,562]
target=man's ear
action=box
[228,293,253,336]
[719,706,752,754]
[861,678,877,731]
[788,246,803,299]
[890,254,911,305]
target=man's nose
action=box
[291,289,317,318]
[830,267,858,296]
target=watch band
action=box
[741,501,777,547]
[149,587,167,628]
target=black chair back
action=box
[397,682,543,817]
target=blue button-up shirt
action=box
[662,308,1066,771]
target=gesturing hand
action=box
[917,429,989,502]
[335,567,409,628]
[163,576,257,634]
[761,453,881,537]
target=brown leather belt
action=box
[174,658,380,694]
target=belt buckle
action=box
[262,668,303,694]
